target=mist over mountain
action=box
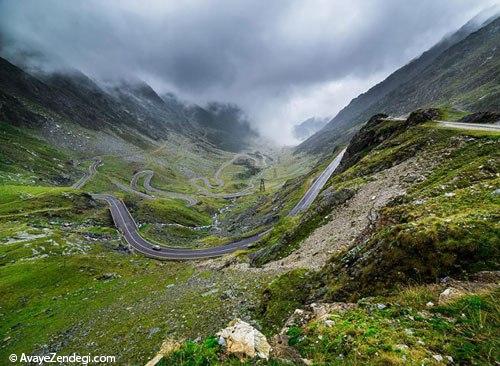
[297,9,500,154]
[1,3,500,365]
[0,56,257,152]
[293,117,330,141]
[1,0,496,143]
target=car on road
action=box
[152,245,162,251]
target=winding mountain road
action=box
[190,153,262,199]
[131,170,198,206]
[95,149,346,260]
[72,158,101,189]
[93,193,266,259]
[79,118,498,260]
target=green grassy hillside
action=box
[160,116,499,365]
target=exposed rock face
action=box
[216,319,271,360]
[459,111,500,124]
[337,113,389,173]
[406,108,440,126]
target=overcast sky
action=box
[0,0,498,144]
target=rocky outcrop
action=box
[338,109,439,174]
[216,319,271,360]
[459,111,500,124]
[406,108,440,126]
[337,113,389,173]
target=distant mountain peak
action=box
[293,116,329,141]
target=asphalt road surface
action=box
[289,148,347,216]
[190,152,262,199]
[72,158,101,189]
[96,148,346,260]
[93,193,266,260]
[388,117,500,132]
[437,121,500,131]
[131,170,198,206]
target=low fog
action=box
[0,0,497,144]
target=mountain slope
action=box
[0,57,257,152]
[293,116,329,141]
[298,14,500,155]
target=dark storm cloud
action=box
[0,0,497,142]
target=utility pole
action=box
[259,178,265,192]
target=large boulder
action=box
[217,319,271,360]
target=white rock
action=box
[426,301,434,308]
[438,287,464,305]
[324,320,335,327]
[395,344,409,351]
[216,319,271,359]
[444,192,455,197]
[433,354,443,362]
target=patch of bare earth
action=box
[263,156,432,271]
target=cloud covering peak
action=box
[0,0,497,144]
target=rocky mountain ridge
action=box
[0,56,257,152]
